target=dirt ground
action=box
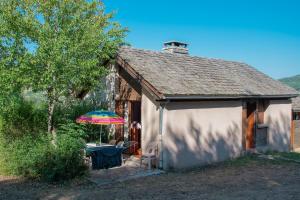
[1,156,300,200]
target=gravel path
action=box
[1,157,300,200]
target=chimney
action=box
[162,41,189,55]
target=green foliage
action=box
[1,0,126,94]
[36,132,87,182]
[0,94,89,181]
[56,120,87,140]
[0,133,52,177]
[53,99,100,125]
[0,125,87,182]
[0,0,124,181]
[53,99,108,142]
[279,74,300,91]
[0,0,127,133]
[0,93,47,138]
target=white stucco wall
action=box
[140,96,292,170]
[163,101,243,170]
[264,99,292,152]
[141,92,160,153]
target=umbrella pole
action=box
[100,125,102,145]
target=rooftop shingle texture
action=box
[118,46,298,97]
[293,96,300,111]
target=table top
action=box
[86,143,114,148]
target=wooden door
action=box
[246,102,256,149]
[292,112,300,149]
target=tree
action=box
[0,0,126,135]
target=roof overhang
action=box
[157,94,298,101]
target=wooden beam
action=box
[257,100,264,124]
[117,69,142,101]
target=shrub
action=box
[0,123,88,182]
[0,93,47,139]
[0,133,52,177]
[53,100,109,143]
[0,92,104,181]
[37,121,88,182]
[35,133,87,182]
[56,120,87,140]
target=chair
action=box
[121,141,138,164]
[122,141,138,154]
[140,143,158,170]
[116,141,124,148]
[108,139,117,145]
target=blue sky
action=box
[103,0,300,79]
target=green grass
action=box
[269,152,300,161]
[223,155,258,166]
[223,152,300,167]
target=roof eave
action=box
[160,94,298,101]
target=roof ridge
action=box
[119,45,249,66]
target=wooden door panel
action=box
[246,112,255,149]
[294,120,300,149]
[246,102,256,149]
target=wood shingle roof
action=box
[118,46,298,99]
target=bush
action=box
[0,93,47,139]
[53,100,109,143]
[56,120,87,140]
[35,133,87,182]
[0,133,52,177]
[0,123,88,182]
[0,92,105,181]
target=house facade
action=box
[108,42,298,170]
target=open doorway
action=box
[246,102,257,149]
[129,101,141,155]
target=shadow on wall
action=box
[164,116,242,170]
[266,111,291,152]
[141,97,160,152]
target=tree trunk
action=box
[47,97,55,134]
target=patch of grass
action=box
[222,155,259,167]
[221,153,299,167]
[269,152,300,161]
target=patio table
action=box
[85,145,123,169]
[86,142,113,147]
[85,143,114,156]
